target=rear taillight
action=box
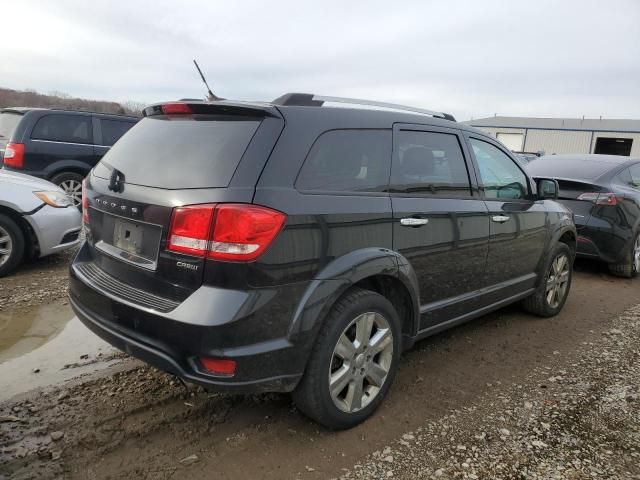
[167,205,216,256]
[167,204,286,261]
[577,192,621,205]
[3,142,24,168]
[209,204,286,261]
[81,179,89,225]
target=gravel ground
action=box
[340,306,640,480]
[1,262,639,479]
[0,249,76,310]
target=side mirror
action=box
[537,178,559,200]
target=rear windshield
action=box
[526,157,613,181]
[0,112,22,140]
[94,115,261,189]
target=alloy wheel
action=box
[328,311,394,413]
[545,253,570,309]
[0,225,13,267]
[59,179,82,207]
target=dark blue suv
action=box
[1,108,137,206]
[69,94,576,429]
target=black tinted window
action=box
[296,130,391,193]
[95,116,260,189]
[31,114,92,144]
[391,130,471,197]
[100,119,135,146]
[470,138,528,200]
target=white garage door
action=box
[496,132,524,151]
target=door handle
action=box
[491,215,510,223]
[400,217,429,227]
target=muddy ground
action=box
[1,257,639,479]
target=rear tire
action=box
[293,287,402,430]
[522,243,573,317]
[51,171,85,208]
[0,214,25,278]
[608,233,639,279]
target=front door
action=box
[466,135,548,301]
[390,124,489,330]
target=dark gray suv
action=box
[69,94,576,429]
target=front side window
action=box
[391,130,471,197]
[100,119,135,146]
[31,114,92,144]
[296,129,391,193]
[470,138,529,200]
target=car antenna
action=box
[193,59,223,101]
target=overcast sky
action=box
[2,0,639,120]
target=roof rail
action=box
[272,93,456,121]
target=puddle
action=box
[0,302,119,401]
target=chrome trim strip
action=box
[94,240,158,271]
[31,138,93,147]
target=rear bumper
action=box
[576,225,633,264]
[68,247,311,393]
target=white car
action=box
[0,169,81,277]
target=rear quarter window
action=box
[31,114,93,144]
[295,129,392,193]
[0,112,22,140]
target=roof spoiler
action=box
[142,101,279,118]
[272,93,456,122]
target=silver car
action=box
[0,169,81,277]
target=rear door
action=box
[28,113,95,175]
[465,135,548,299]
[390,124,489,329]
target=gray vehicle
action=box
[0,169,81,276]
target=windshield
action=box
[94,115,261,189]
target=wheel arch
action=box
[44,161,91,181]
[288,248,421,360]
[0,205,39,259]
[554,226,577,259]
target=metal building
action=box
[465,116,640,156]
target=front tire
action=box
[608,233,639,279]
[293,288,402,430]
[522,242,573,317]
[0,214,25,278]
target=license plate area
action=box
[114,219,143,254]
[92,210,162,270]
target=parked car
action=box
[527,154,640,277]
[0,169,81,277]
[0,108,138,206]
[69,94,576,429]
